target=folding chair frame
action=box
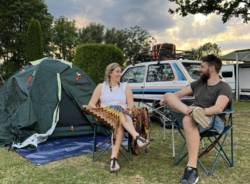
[174,110,234,176]
[92,122,133,162]
[137,100,177,157]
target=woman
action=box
[88,63,149,172]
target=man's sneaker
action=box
[191,106,210,128]
[180,166,199,184]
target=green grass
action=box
[0,101,249,184]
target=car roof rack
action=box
[135,46,195,64]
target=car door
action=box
[144,62,187,100]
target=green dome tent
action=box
[0,58,100,148]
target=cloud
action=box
[45,0,250,54]
[159,14,250,54]
[162,14,227,47]
[73,16,90,28]
[99,0,174,31]
[45,0,174,31]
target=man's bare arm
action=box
[204,95,229,116]
[174,86,193,98]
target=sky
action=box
[44,0,250,55]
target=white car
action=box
[121,59,201,102]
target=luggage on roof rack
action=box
[135,43,195,63]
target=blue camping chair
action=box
[82,105,133,162]
[173,102,234,176]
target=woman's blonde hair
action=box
[104,62,121,85]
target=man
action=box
[161,54,232,184]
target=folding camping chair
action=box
[91,121,133,162]
[173,103,234,176]
[90,106,151,162]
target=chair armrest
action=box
[214,110,234,115]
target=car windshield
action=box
[182,62,201,80]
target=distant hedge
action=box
[73,44,124,83]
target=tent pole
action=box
[236,52,239,101]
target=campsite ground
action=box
[0,101,249,184]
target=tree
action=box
[78,23,105,44]
[73,44,124,83]
[169,0,250,23]
[78,25,153,65]
[104,28,127,51]
[0,0,53,77]
[193,42,221,60]
[52,17,78,61]
[122,26,154,65]
[25,18,43,61]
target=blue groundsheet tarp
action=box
[16,135,110,165]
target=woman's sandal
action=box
[135,135,150,148]
[110,157,120,173]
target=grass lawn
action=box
[0,101,249,184]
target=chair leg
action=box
[175,150,188,165]
[119,134,133,161]
[174,141,187,165]
[230,122,234,167]
[93,126,132,162]
[198,159,211,176]
[198,129,233,176]
[209,136,232,167]
[171,122,176,158]
[93,131,112,161]
[174,128,187,165]
[128,134,133,161]
[92,125,97,161]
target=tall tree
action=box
[78,23,105,44]
[169,0,250,23]
[79,24,154,65]
[122,26,154,65]
[0,0,53,77]
[52,17,78,61]
[193,42,221,60]
[104,28,127,51]
[25,18,43,61]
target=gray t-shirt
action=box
[190,79,233,108]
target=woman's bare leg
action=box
[119,114,139,140]
[111,124,124,159]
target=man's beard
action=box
[200,73,210,82]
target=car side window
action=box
[147,63,174,82]
[182,62,200,80]
[121,66,145,83]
